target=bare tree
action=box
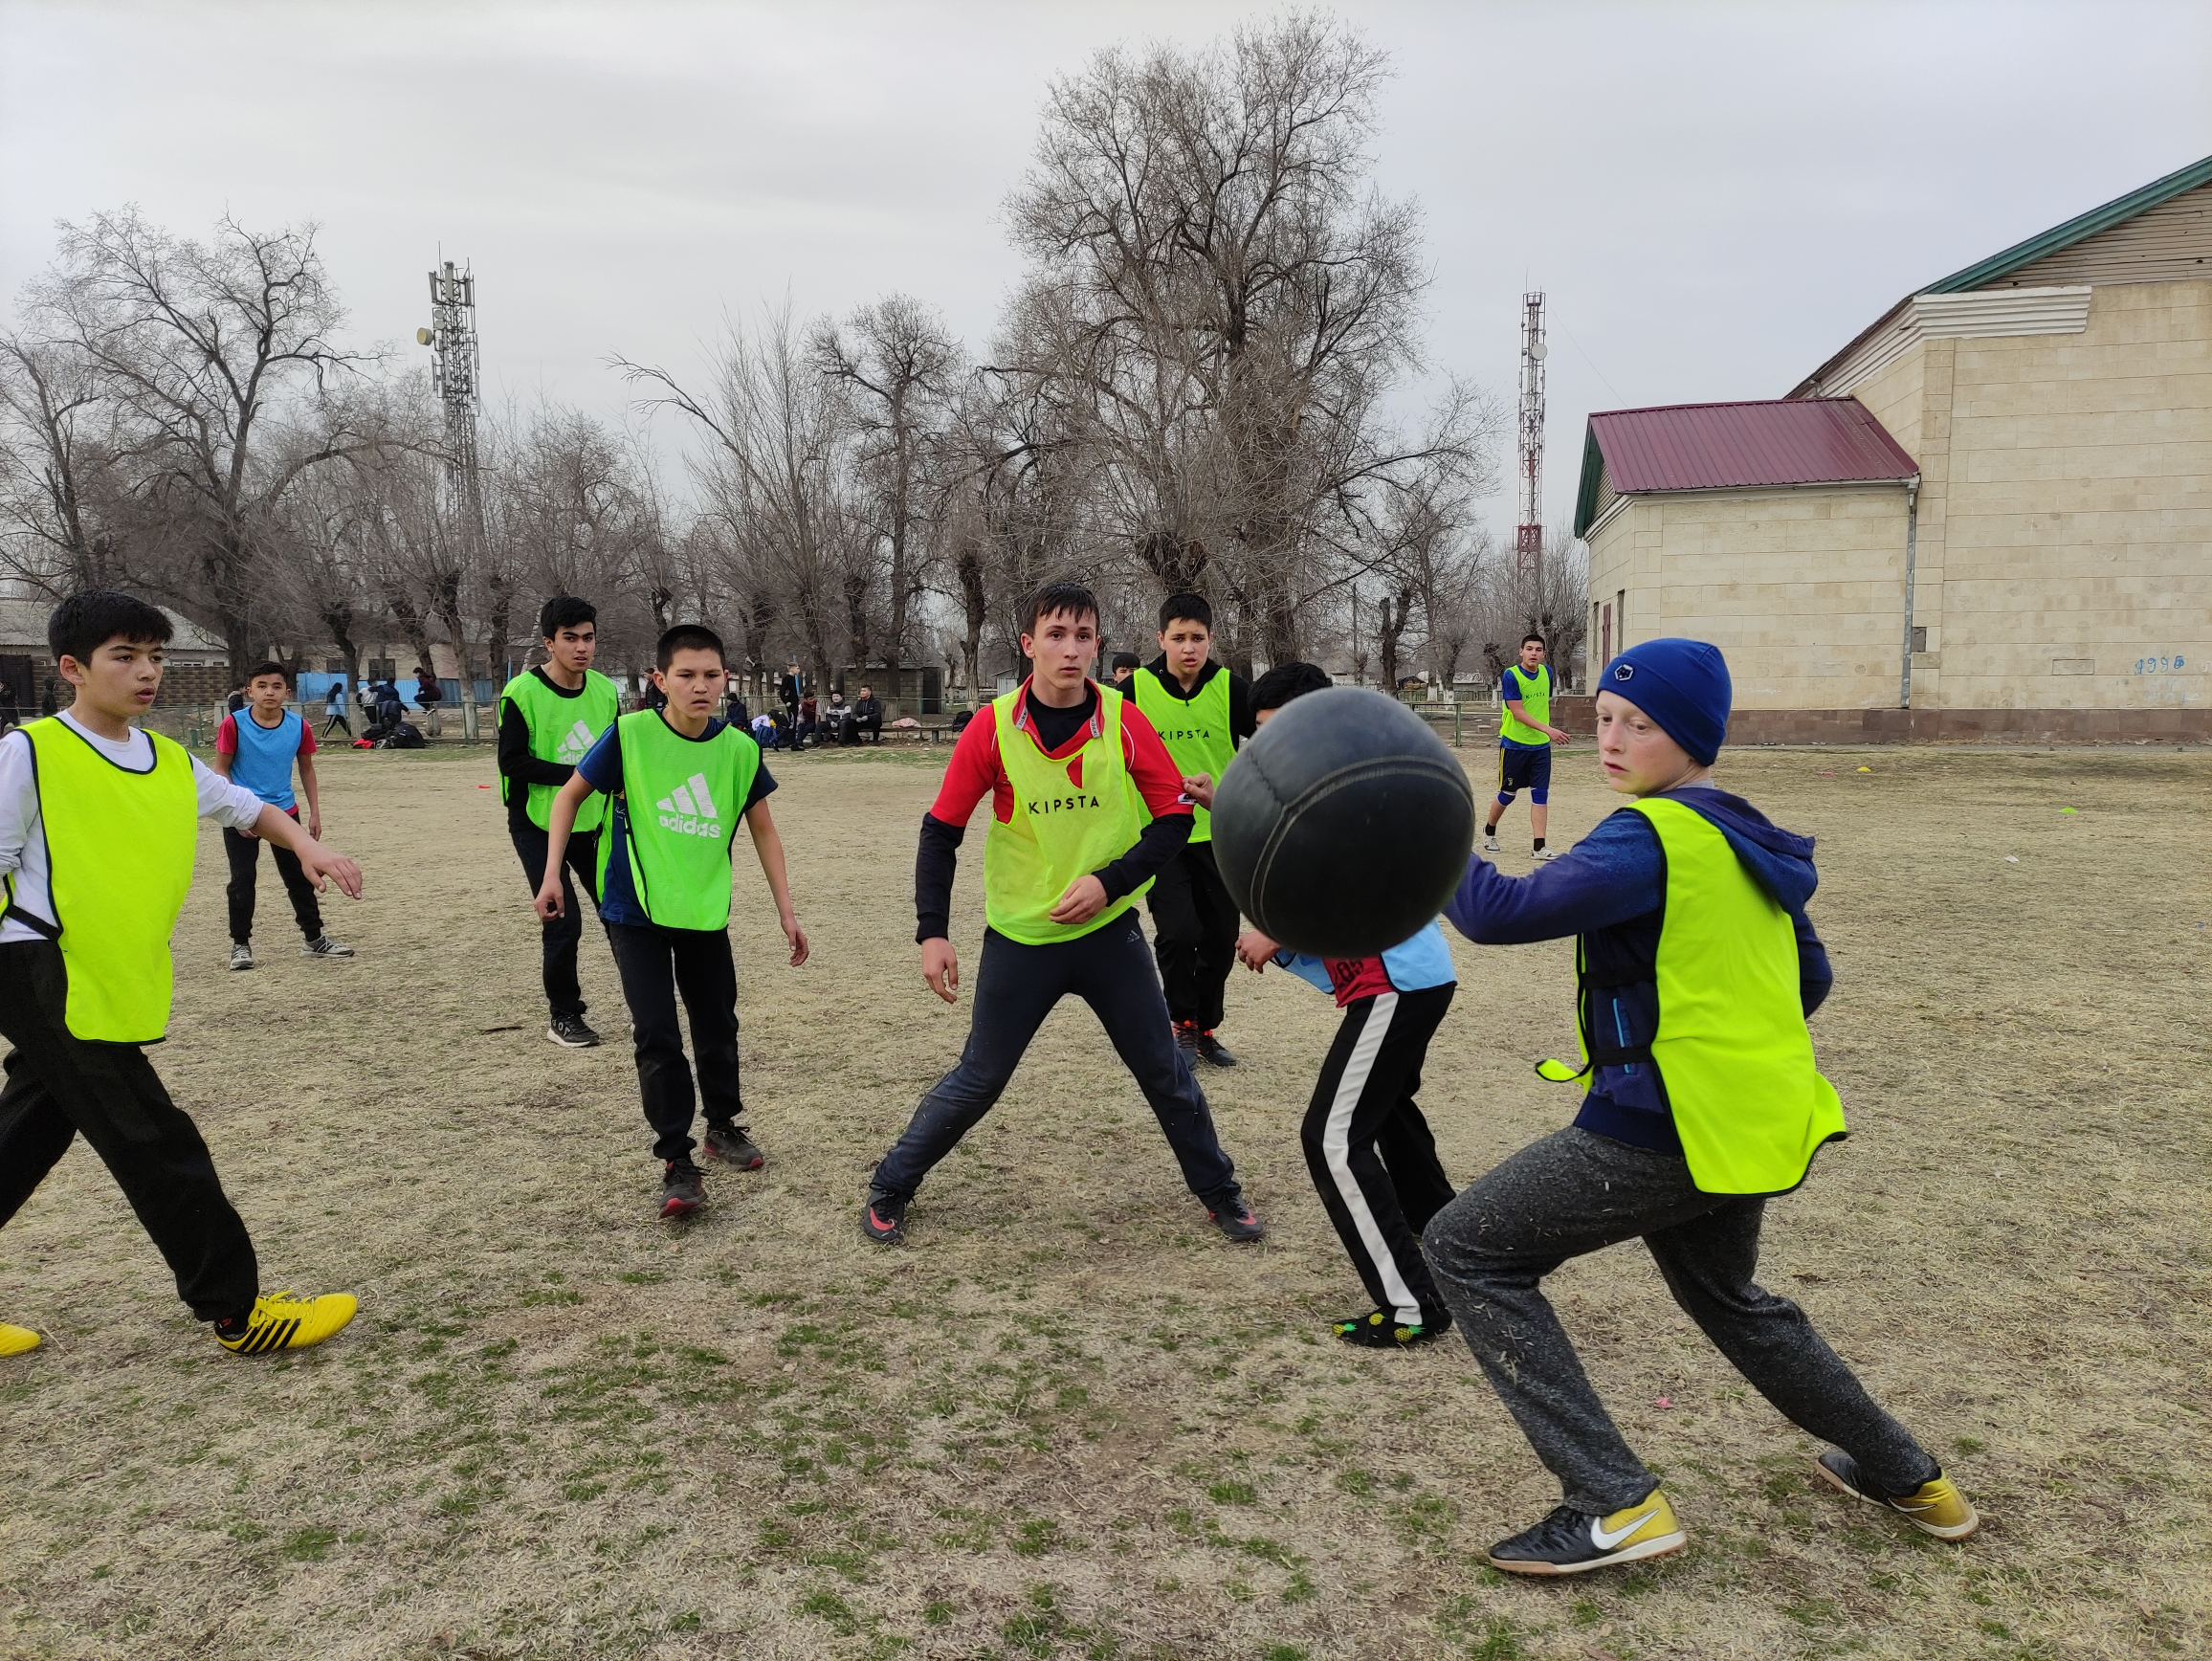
[20,209,387,674]
[0,332,138,593]
[999,14,1501,662]
[619,303,859,692]
[1478,530,1589,688]
[811,295,960,675]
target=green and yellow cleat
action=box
[1488,1489,1688,1576]
[1,1321,41,1358]
[214,1292,359,1356]
[1814,1450,1979,1540]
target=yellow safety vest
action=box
[1130,665,1234,844]
[1540,796,1847,1194]
[10,719,198,1042]
[983,686,1150,944]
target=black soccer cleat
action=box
[1195,1030,1238,1068]
[859,1188,909,1246]
[548,1014,603,1049]
[659,1160,706,1219]
[703,1122,764,1170]
[1205,1192,1267,1243]
[1336,1309,1449,1348]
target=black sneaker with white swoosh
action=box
[1487,1490,1688,1575]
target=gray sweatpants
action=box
[1422,1127,1938,1515]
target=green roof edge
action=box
[1923,153,2212,294]
[1572,420,1605,538]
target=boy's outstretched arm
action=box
[743,801,809,966]
[532,773,596,919]
[1443,813,1662,945]
[251,805,363,898]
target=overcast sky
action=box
[4,1,2207,540]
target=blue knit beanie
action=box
[1600,638,1732,765]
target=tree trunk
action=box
[481,570,516,688]
[383,581,438,689]
[431,567,474,692]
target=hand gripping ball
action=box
[1210,687,1474,957]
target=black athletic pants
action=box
[1300,985,1457,1326]
[1423,1127,1940,1516]
[223,818,324,944]
[872,916,1241,1202]
[0,941,259,1321]
[606,920,743,1163]
[1146,840,1240,1031]
[510,823,602,1021]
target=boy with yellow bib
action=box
[0,593,363,1360]
[534,625,807,1220]
[1129,593,1253,1068]
[861,581,1262,1247]
[1427,638,1978,1574]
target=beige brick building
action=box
[1577,155,2211,742]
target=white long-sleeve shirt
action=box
[0,712,265,946]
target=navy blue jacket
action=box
[1444,787,1831,1154]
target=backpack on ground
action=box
[381,720,427,750]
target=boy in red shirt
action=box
[861,581,1263,1247]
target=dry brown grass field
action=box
[3,737,2207,1661]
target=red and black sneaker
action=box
[659,1160,707,1219]
[859,1188,909,1246]
[703,1122,764,1170]
[1205,1191,1267,1243]
[1174,1021,1203,1060]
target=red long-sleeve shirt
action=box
[915,678,1194,941]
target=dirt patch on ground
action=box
[3,742,2207,1659]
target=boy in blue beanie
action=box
[1422,637,1978,1575]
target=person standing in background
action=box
[322,676,351,740]
[497,596,622,1051]
[212,661,352,969]
[1128,593,1253,1069]
[1486,633,1572,863]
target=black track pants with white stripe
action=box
[1299,985,1457,1327]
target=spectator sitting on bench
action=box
[840,684,883,745]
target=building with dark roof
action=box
[1578,156,2209,742]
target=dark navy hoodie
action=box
[1444,786,1830,1155]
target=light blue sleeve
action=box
[1380,919,1456,992]
[1273,950,1338,995]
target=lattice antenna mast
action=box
[419,260,485,541]
[1515,291,1547,580]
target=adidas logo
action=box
[554,719,595,764]
[654,772,723,838]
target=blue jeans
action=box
[872,917,1240,1203]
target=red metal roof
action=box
[1588,397,1917,498]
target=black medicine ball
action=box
[1210,687,1474,957]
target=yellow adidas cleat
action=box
[1815,1450,1980,1540]
[214,1292,359,1356]
[1488,1488,1688,1575]
[1,1322,41,1358]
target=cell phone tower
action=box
[417,260,485,543]
[1515,291,1547,580]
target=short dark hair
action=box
[1250,661,1333,713]
[246,660,289,685]
[48,591,172,667]
[540,595,598,639]
[1160,592,1213,631]
[1023,579,1098,636]
[655,624,726,672]
[1110,651,1141,672]
[1521,632,1546,650]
